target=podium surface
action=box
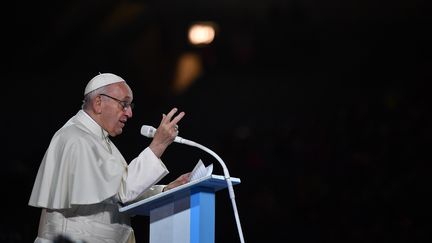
[120,175,241,243]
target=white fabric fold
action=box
[119,147,168,203]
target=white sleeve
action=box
[118,147,169,203]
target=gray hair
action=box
[82,86,109,110]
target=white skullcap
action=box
[84,73,126,95]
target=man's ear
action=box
[93,95,103,114]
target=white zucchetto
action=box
[84,73,126,95]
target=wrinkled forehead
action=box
[106,82,133,100]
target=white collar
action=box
[77,110,110,140]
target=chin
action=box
[109,129,123,137]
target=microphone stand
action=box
[182,139,245,243]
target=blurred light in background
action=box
[188,22,217,46]
[172,52,203,94]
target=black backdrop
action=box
[3,1,431,242]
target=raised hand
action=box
[149,108,185,158]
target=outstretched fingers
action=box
[161,108,185,127]
[150,108,186,158]
[170,111,185,126]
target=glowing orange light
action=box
[188,23,216,45]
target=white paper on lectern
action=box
[189,159,213,182]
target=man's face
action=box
[99,82,133,137]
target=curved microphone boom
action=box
[140,125,245,243]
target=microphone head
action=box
[141,125,156,138]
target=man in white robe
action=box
[28,73,189,243]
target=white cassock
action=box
[28,110,169,243]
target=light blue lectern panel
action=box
[149,189,215,243]
[190,189,215,243]
[149,195,191,243]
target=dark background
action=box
[3,0,431,242]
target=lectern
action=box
[119,174,241,243]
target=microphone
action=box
[140,125,192,145]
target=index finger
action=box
[163,108,178,124]
[170,111,185,126]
